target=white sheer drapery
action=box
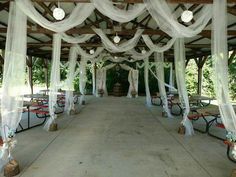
[96,64,116,97]
[61,33,95,44]
[16,0,94,33]
[64,46,78,114]
[143,0,212,38]
[91,0,145,23]
[144,58,152,106]
[174,38,194,136]
[91,61,96,95]
[212,0,236,136]
[0,1,27,168]
[93,28,144,53]
[142,35,176,52]
[76,45,104,59]
[120,64,139,98]
[127,49,153,60]
[169,63,175,92]
[154,53,172,117]
[79,57,88,104]
[44,34,62,130]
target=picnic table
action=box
[167,95,214,116]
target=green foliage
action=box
[202,58,215,97]
[229,57,236,100]
[185,60,198,95]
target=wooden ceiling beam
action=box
[0,27,236,37]
[26,42,236,49]
[30,0,236,3]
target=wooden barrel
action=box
[113,83,123,97]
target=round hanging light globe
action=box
[90,49,95,54]
[181,10,193,23]
[142,49,146,54]
[114,56,118,60]
[53,7,65,20]
[113,35,121,44]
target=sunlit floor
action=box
[3,96,235,177]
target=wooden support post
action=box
[43,59,49,90]
[195,56,207,96]
[197,67,203,96]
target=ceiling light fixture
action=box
[89,49,95,54]
[53,1,65,21]
[181,10,193,23]
[113,33,121,44]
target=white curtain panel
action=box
[64,46,78,114]
[174,38,194,136]
[212,0,236,134]
[15,0,94,33]
[155,53,172,117]
[44,34,62,131]
[96,64,116,97]
[142,35,176,52]
[144,0,212,38]
[0,1,27,168]
[79,58,88,104]
[61,33,95,44]
[91,0,145,23]
[144,58,152,106]
[119,64,139,98]
[93,28,144,53]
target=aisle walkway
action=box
[6,97,235,177]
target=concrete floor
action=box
[2,96,235,177]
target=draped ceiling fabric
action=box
[119,64,139,98]
[0,1,27,169]
[96,64,116,97]
[44,34,62,131]
[155,53,172,118]
[64,46,78,114]
[1,0,234,168]
[174,38,194,136]
[212,0,236,155]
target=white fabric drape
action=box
[155,53,172,117]
[96,64,116,97]
[212,0,236,134]
[45,34,62,130]
[144,58,151,106]
[64,46,78,114]
[169,63,174,92]
[174,38,194,136]
[144,0,212,38]
[127,49,153,60]
[128,69,139,98]
[0,1,27,168]
[76,45,104,59]
[91,62,96,95]
[119,64,139,98]
[93,28,144,53]
[16,0,94,33]
[142,35,176,52]
[61,33,95,44]
[79,58,88,104]
[91,0,145,23]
